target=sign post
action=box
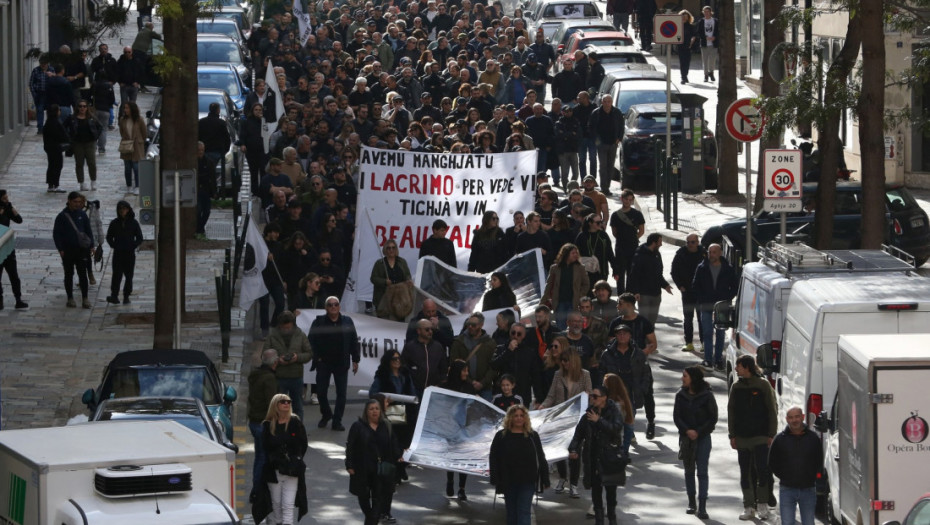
[725,98,765,260]
[654,14,683,184]
[762,149,803,242]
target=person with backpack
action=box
[727,355,778,521]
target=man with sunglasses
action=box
[450,313,498,400]
[671,233,706,353]
[401,318,449,398]
[308,297,360,431]
[491,321,543,406]
[598,323,647,454]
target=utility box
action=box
[678,93,708,194]
[162,169,196,208]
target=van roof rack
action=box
[760,242,916,275]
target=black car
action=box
[620,103,717,190]
[701,181,930,266]
[81,349,238,439]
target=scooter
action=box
[790,137,853,182]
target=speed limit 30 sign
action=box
[763,149,802,212]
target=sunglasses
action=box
[278,399,292,404]
[510,330,524,336]
[320,257,331,262]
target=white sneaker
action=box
[569,485,580,498]
[90,181,97,191]
[125,185,132,194]
[309,393,319,405]
[739,506,755,520]
[756,504,770,520]
[131,186,139,195]
[80,183,89,191]
[554,479,566,494]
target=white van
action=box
[757,274,930,433]
[716,242,915,387]
[818,334,930,525]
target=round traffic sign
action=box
[660,20,677,38]
[771,169,794,192]
[725,98,765,142]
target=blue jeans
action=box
[779,486,816,525]
[123,159,139,187]
[248,421,266,488]
[315,361,349,425]
[33,92,46,129]
[503,482,535,525]
[699,310,725,365]
[579,136,597,178]
[555,301,572,330]
[623,419,635,454]
[59,105,72,123]
[277,376,305,421]
[683,434,712,500]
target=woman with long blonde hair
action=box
[254,393,308,525]
[490,404,550,525]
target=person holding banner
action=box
[370,239,413,321]
[569,386,625,525]
[450,312,498,401]
[489,404,550,525]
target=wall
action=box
[0,1,27,169]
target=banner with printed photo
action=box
[404,387,588,476]
[345,147,538,306]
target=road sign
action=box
[725,98,765,142]
[653,14,682,44]
[763,149,803,212]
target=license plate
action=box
[912,217,925,229]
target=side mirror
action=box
[712,300,733,329]
[224,386,238,403]
[145,110,152,118]
[813,410,831,433]
[82,388,95,408]
[225,441,240,453]
[757,343,774,370]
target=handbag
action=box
[63,212,93,249]
[679,435,697,469]
[599,443,630,487]
[580,255,600,273]
[118,139,135,154]
[377,459,396,481]
[276,452,305,477]
[384,403,407,424]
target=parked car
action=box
[197,63,250,111]
[91,396,238,452]
[620,102,717,189]
[196,18,246,50]
[700,181,930,265]
[584,45,648,68]
[526,0,603,39]
[81,349,238,439]
[197,33,252,87]
[598,69,671,107]
[556,30,634,71]
[199,0,255,31]
[884,492,930,525]
[550,20,614,55]
[145,87,239,141]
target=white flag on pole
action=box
[239,218,269,310]
[261,60,286,153]
[293,0,313,47]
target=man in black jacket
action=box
[198,102,231,173]
[588,94,624,196]
[627,233,673,324]
[491,323,543,405]
[670,233,706,352]
[692,243,738,370]
[52,192,94,308]
[308,297,360,431]
[550,58,583,104]
[768,406,822,525]
[525,103,556,182]
[418,219,457,268]
[115,47,144,105]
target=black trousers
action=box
[358,472,393,524]
[591,474,618,517]
[737,444,772,507]
[679,46,692,80]
[643,365,655,423]
[46,148,63,188]
[0,250,23,300]
[110,250,136,298]
[62,248,89,299]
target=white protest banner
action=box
[404,387,588,476]
[261,61,286,152]
[239,218,269,310]
[346,147,538,305]
[296,309,509,388]
[292,0,313,47]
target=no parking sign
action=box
[763,149,803,212]
[653,14,683,44]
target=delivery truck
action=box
[0,420,239,525]
[818,334,930,525]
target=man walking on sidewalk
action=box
[588,94,623,197]
[52,192,94,309]
[769,406,822,525]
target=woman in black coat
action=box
[468,211,507,273]
[482,271,518,311]
[346,399,403,525]
[43,104,69,192]
[569,386,625,525]
[252,393,308,525]
[489,404,550,525]
[278,232,316,310]
[237,102,268,195]
[575,213,617,286]
[673,365,717,519]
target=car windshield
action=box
[198,94,229,117]
[107,367,221,404]
[632,113,683,131]
[561,25,612,42]
[600,55,646,65]
[200,0,241,7]
[585,37,632,47]
[905,499,930,525]
[198,72,240,97]
[197,22,239,40]
[886,187,918,212]
[616,90,677,113]
[101,413,212,438]
[197,41,241,63]
[543,4,597,17]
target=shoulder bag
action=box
[118,121,135,155]
[599,442,630,487]
[63,212,93,249]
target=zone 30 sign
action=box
[763,149,802,212]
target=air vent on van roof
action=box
[94,463,192,498]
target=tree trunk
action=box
[858,0,886,249]
[716,0,739,195]
[755,0,787,212]
[813,12,861,249]
[154,0,199,349]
